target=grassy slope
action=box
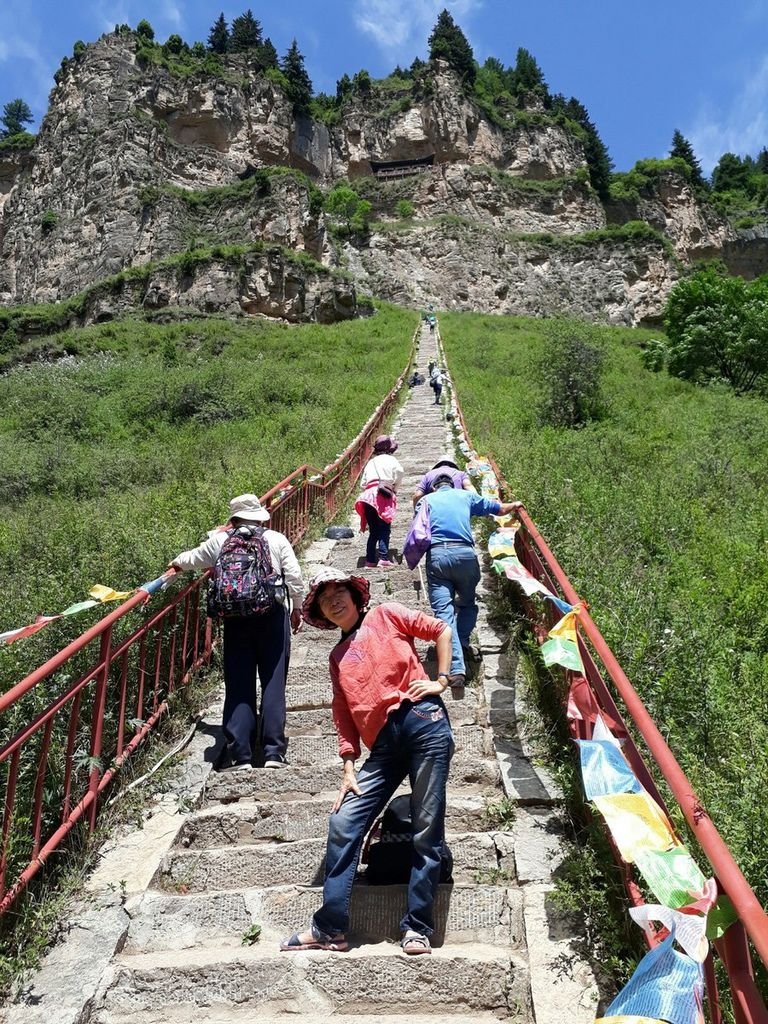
[442,310,768,907]
[0,307,415,684]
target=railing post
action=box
[87,625,113,832]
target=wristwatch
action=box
[437,672,449,686]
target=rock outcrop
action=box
[344,222,672,325]
[1,27,767,326]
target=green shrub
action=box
[537,321,605,427]
[40,210,58,234]
[395,199,414,219]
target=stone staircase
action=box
[7,324,598,1024]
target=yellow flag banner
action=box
[592,791,681,863]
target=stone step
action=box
[176,795,493,848]
[202,752,500,805]
[92,1012,508,1024]
[93,944,529,1020]
[285,684,482,729]
[283,725,493,769]
[123,883,523,953]
[154,832,515,892]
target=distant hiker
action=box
[280,568,454,956]
[429,364,443,404]
[169,494,305,771]
[355,435,404,568]
[420,475,521,684]
[412,458,475,507]
[408,370,425,388]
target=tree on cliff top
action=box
[281,39,313,115]
[428,9,476,86]
[670,130,705,188]
[1,99,33,138]
[552,94,612,201]
[510,47,549,103]
[230,10,262,52]
[207,13,229,53]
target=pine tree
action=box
[207,13,229,54]
[554,96,612,201]
[510,47,549,102]
[670,129,705,187]
[230,9,262,52]
[1,98,33,137]
[336,74,352,103]
[757,148,768,175]
[281,39,312,115]
[259,37,278,69]
[427,9,476,86]
[712,153,750,193]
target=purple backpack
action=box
[403,501,432,570]
[207,526,283,618]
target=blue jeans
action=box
[313,698,454,938]
[365,505,391,562]
[426,544,481,676]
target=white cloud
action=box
[352,0,484,57]
[688,55,768,173]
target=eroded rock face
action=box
[1,29,766,320]
[606,170,733,261]
[344,225,675,325]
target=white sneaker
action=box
[219,761,253,773]
[264,756,289,769]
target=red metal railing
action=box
[448,377,768,1024]
[0,331,416,916]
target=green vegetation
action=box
[0,239,343,364]
[137,164,324,219]
[664,265,768,392]
[0,131,35,154]
[428,8,476,86]
[1,98,33,138]
[442,310,768,930]
[609,157,694,204]
[669,129,705,188]
[0,305,415,685]
[325,184,372,235]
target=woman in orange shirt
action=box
[280,567,454,956]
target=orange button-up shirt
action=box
[328,603,448,759]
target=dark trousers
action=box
[222,606,290,764]
[366,506,391,563]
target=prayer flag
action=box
[577,737,643,800]
[603,932,704,1024]
[592,792,679,863]
[633,848,708,911]
[88,584,134,603]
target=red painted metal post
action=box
[87,626,113,832]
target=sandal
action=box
[401,931,432,955]
[280,927,348,952]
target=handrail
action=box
[0,325,417,915]
[441,333,768,1024]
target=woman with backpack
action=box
[168,494,305,772]
[354,434,404,568]
[279,567,454,956]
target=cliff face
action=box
[0,29,764,325]
[343,224,672,326]
[606,170,733,262]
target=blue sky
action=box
[1,0,767,174]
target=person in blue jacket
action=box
[421,475,520,684]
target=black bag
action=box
[363,795,453,884]
[207,526,284,618]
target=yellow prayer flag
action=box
[548,610,578,644]
[88,584,134,603]
[592,792,680,864]
[595,1017,666,1023]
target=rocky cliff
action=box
[0,28,763,326]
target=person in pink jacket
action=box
[280,568,453,956]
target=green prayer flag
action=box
[541,636,583,672]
